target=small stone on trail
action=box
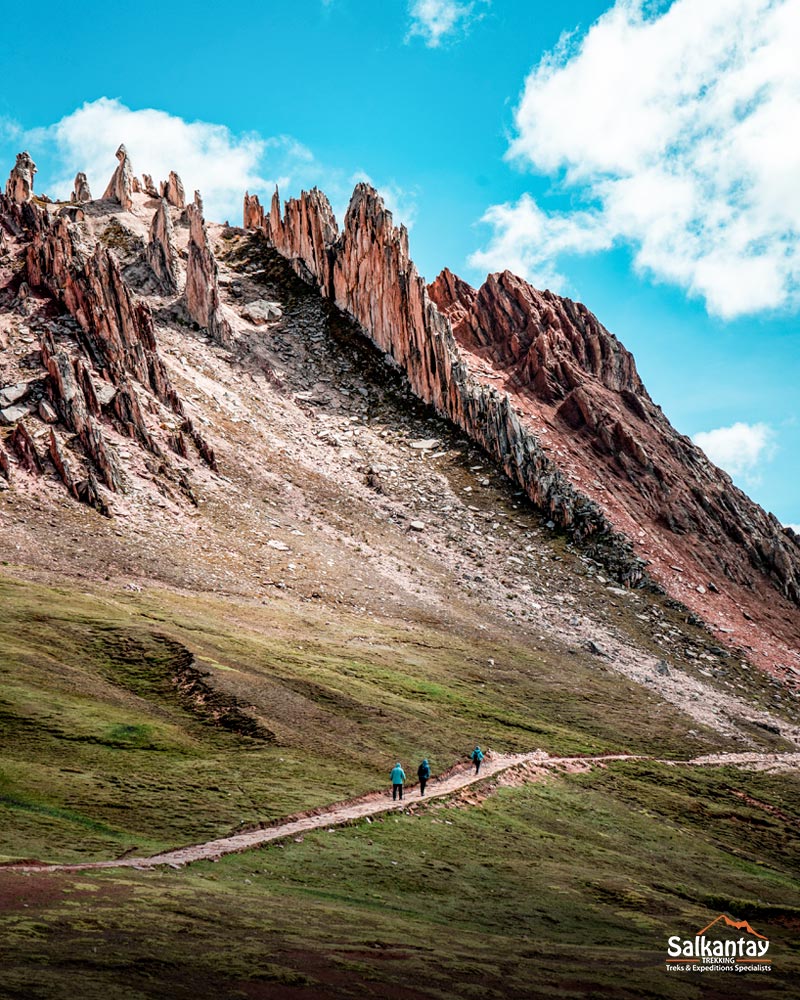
[409,520,426,532]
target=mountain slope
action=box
[244,183,800,678]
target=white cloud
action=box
[470,193,612,290]
[9,98,417,237]
[26,98,314,224]
[473,0,800,318]
[693,422,776,479]
[407,0,486,47]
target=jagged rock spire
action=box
[243,191,264,230]
[71,172,92,204]
[102,144,133,211]
[185,191,232,346]
[160,171,185,209]
[5,152,36,204]
[147,198,180,293]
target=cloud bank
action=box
[472,0,800,318]
[10,98,415,232]
[693,421,776,479]
[24,98,308,224]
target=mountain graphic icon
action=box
[697,914,768,940]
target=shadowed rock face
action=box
[147,198,180,293]
[160,171,185,209]
[102,144,134,211]
[185,192,232,346]
[245,181,800,668]
[5,152,36,204]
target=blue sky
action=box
[1,0,798,527]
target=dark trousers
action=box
[419,778,427,796]
[392,783,403,800]
[474,760,481,774]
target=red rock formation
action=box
[41,338,123,491]
[5,152,36,204]
[71,172,92,204]
[142,174,160,198]
[0,193,217,503]
[102,144,134,211]
[185,192,232,346]
[9,421,42,474]
[243,191,264,231]
[160,171,185,209]
[430,267,800,609]
[251,181,800,673]
[147,198,180,293]
[256,183,638,576]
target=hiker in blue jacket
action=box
[417,758,431,796]
[390,762,406,800]
[471,745,484,774]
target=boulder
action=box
[241,299,282,324]
[0,382,30,408]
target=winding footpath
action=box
[5,750,799,874]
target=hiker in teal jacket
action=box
[417,759,431,796]
[471,745,484,774]
[390,762,406,801]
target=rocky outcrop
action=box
[71,172,92,204]
[26,212,178,406]
[243,191,264,231]
[49,429,109,515]
[253,183,642,583]
[251,182,800,623]
[41,336,123,491]
[8,421,42,474]
[147,198,180,292]
[102,144,134,211]
[5,152,36,204]
[142,174,159,198]
[160,171,185,209]
[185,192,232,346]
[248,187,338,291]
[430,266,800,608]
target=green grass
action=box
[0,570,741,864]
[1,763,797,998]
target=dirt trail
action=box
[5,750,799,875]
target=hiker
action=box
[417,758,431,796]
[471,745,484,774]
[390,761,406,801]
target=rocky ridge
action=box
[243,183,800,678]
[0,157,217,515]
[244,185,644,585]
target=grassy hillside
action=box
[1,570,798,997]
[0,571,742,865]
[2,764,798,998]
